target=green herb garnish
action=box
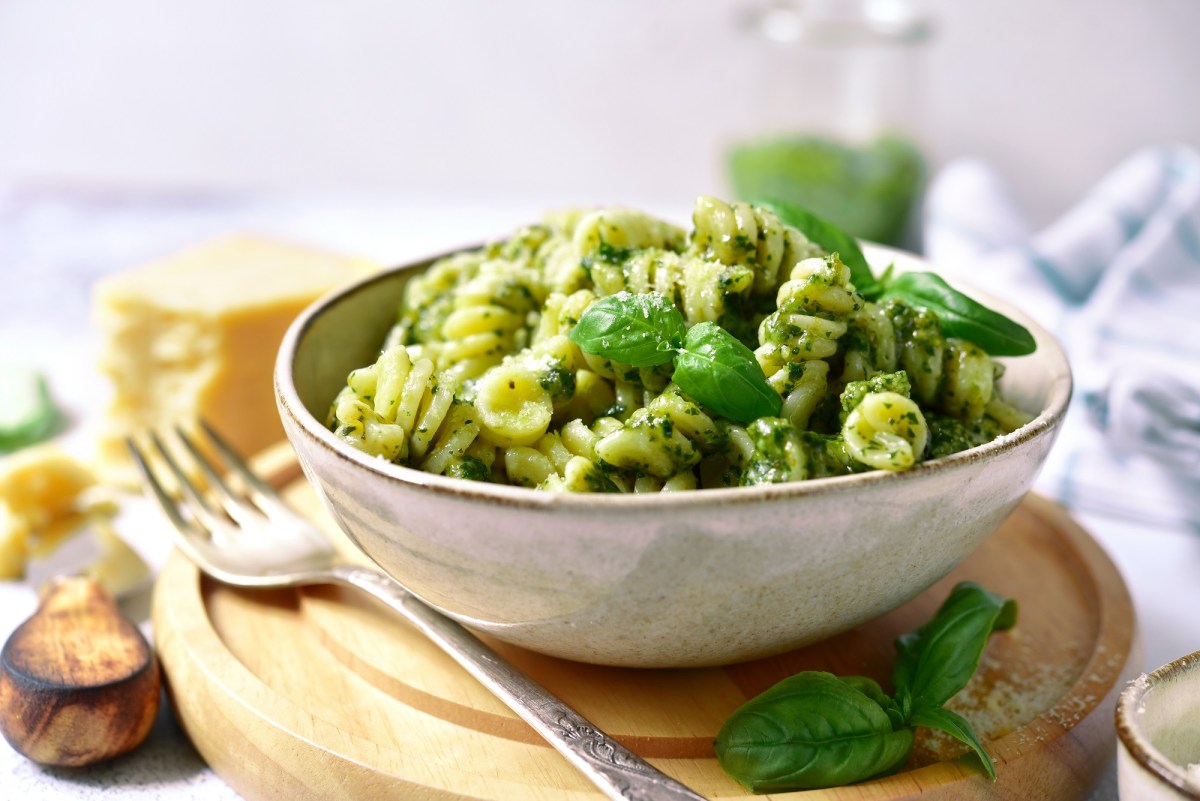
[566,292,684,368]
[755,199,1037,356]
[876,269,1037,357]
[714,581,1017,792]
[673,323,781,423]
[569,293,780,423]
[0,366,61,453]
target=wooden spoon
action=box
[0,576,160,766]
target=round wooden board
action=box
[151,458,1139,801]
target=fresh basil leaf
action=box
[0,366,61,453]
[892,581,1018,719]
[674,322,781,423]
[908,706,998,781]
[752,197,881,298]
[568,291,685,367]
[714,671,915,792]
[840,675,908,731]
[879,271,1037,356]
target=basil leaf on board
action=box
[567,291,685,367]
[879,271,1037,356]
[674,322,781,423]
[714,671,915,793]
[752,197,881,298]
[840,675,908,730]
[892,581,1018,719]
[908,706,999,781]
[714,581,1015,792]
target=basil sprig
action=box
[715,581,1017,792]
[754,198,1037,356]
[569,292,781,423]
[712,672,915,793]
[876,269,1036,357]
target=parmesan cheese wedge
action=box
[92,235,377,483]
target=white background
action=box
[1,0,1198,226]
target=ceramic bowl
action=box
[275,243,1072,668]
[1117,650,1200,800]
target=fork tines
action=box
[126,420,288,536]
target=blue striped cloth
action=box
[924,146,1200,531]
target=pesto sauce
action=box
[446,457,491,482]
[926,413,992,459]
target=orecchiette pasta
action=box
[328,197,1034,491]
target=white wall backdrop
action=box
[1,0,1197,226]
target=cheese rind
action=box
[92,235,376,482]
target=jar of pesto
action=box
[727,0,932,248]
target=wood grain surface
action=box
[151,455,1139,800]
[1,576,160,766]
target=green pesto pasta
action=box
[328,197,1035,492]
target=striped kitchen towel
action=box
[923,146,1200,530]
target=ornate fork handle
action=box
[336,565,708,801]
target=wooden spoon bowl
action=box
[0,576,160,766]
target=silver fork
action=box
[128,421,707,801]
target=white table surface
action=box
[2,187,1197,800]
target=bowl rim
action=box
[275,241,1073,511]
[1116,650,1200,799]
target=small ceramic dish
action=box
[275,242,1072,668]
[1117,650,1200,800]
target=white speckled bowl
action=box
[1117,650,1200,800]
[275,243,1071,667]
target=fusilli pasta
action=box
[328,197,1034,491]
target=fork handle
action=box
[335,565,708,801]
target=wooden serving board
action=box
[151,452,1139,801]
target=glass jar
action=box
[726,0,933,247]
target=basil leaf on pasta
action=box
[568,291,684,367]
[674,323,781,423]
[878,271,1037,356]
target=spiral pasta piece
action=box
[886,301,945,407]
[836,299,1029,436]
[841,301,899,384]
[592,387,728,484]
[758,256,859,359]
[740,417,808,485]
[526,418,626,492]
[689,196,823,296]
[573,207,687,261]
[328,344,477,474]
[842,391,929,471]
[584,248,756,330]
[940,339,994,424]
[755,255,861,428]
